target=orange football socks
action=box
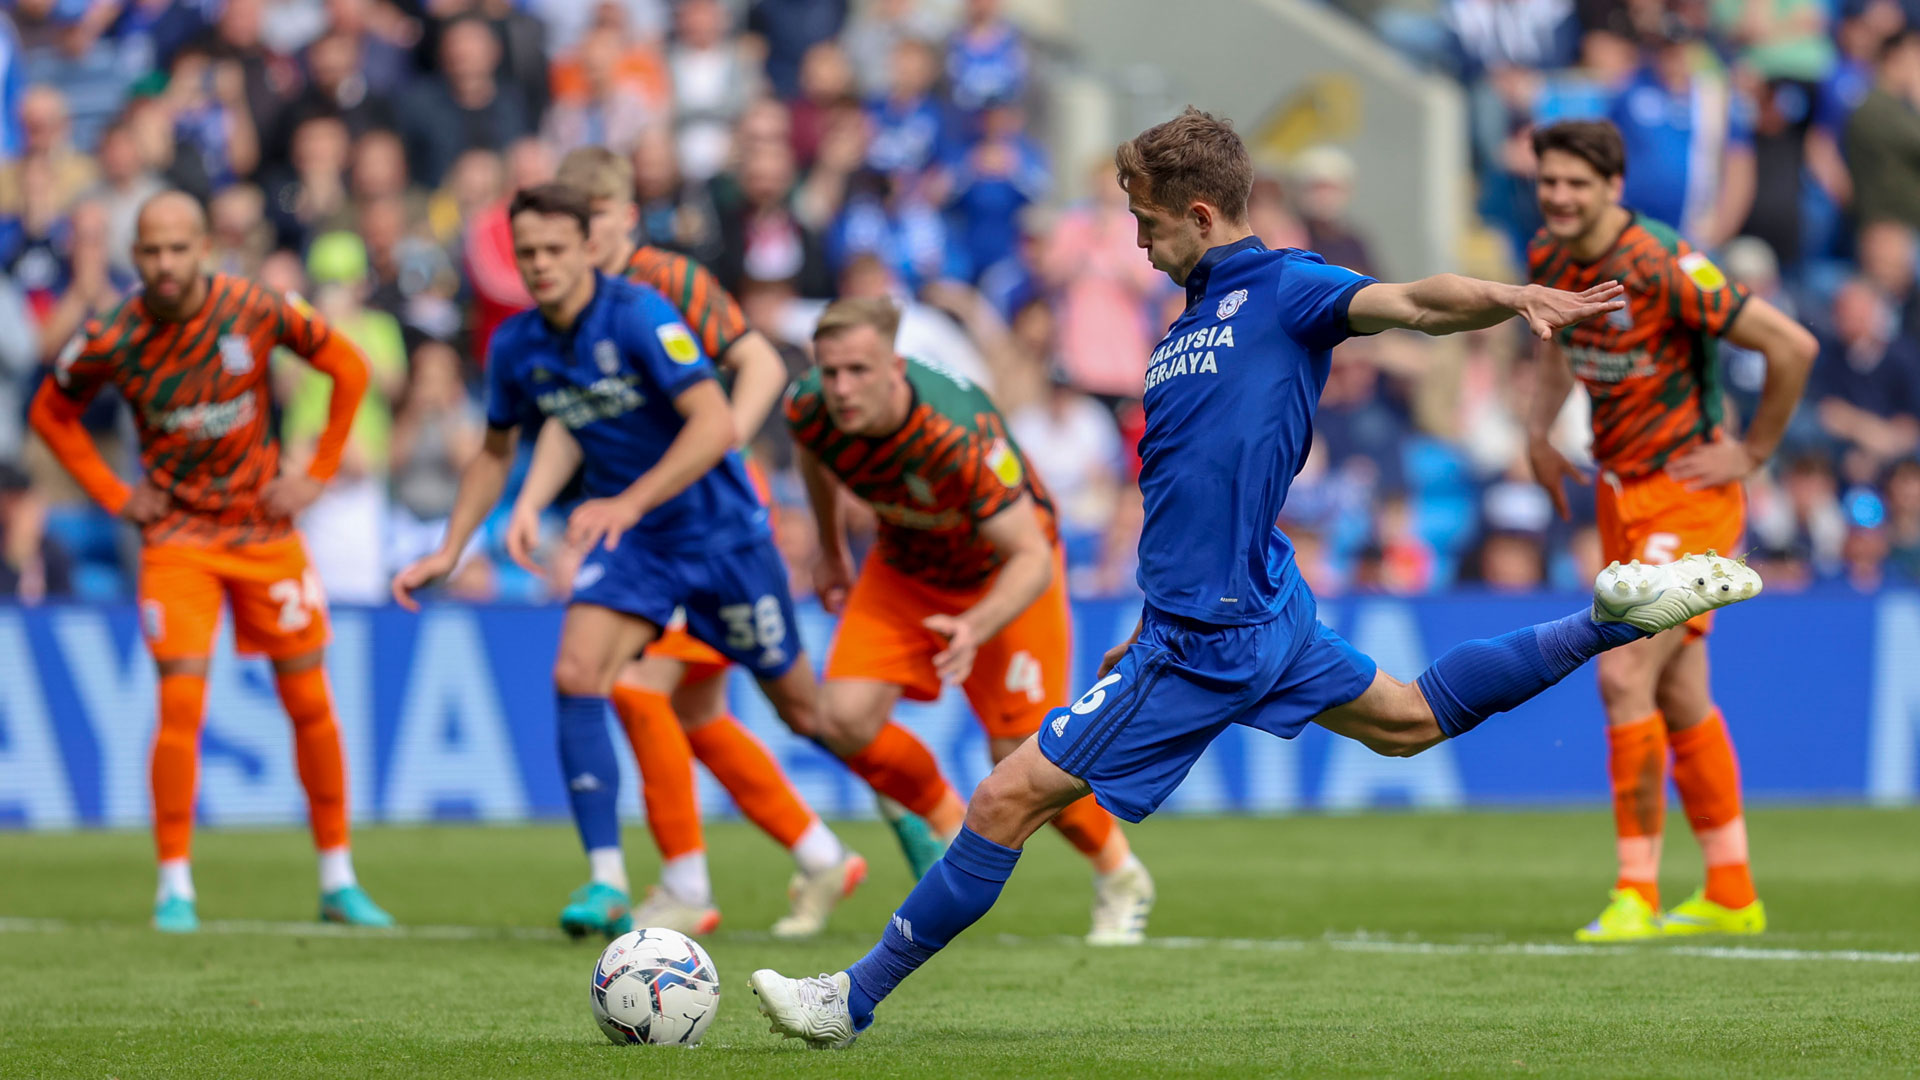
[1607,713,1668,909]
[686,715,815,849]
[1050,796,1124,873]
[842,721,964,835]
[151,672,208,863]
[1670,708,1755,909]
[276,666,350,853]
[610,684,704,861]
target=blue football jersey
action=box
[1135,238,1374,625]
[485,273,769,555]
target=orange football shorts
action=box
[825,551,1070,740]
[139,535,330,661]
[1596,469,1746,638]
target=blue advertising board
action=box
[2,592,1915,830]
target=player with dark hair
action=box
[1525,119,1816,941]
[30,191,390,932]
[394,183,834,938]
[504,148,870,940]
[748,107,1765,1048]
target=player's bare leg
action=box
[552,604,660,938]
[665,666,866,939]
[609,653,720,935]
[753,737,1085,1048]
[1653,637,1763,935]
[272,646,393,927]
[989,734,1151,945]
[150,654,210,933]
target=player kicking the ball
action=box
[504,150,866,940]
[749,108,1763,1048]
[30,191,391,932]
[1524,121,1815,941]
[788,298,1153,944]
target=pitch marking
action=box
[1,918,1914,964]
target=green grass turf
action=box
[2,808,1917,1079]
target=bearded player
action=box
[504,149,868,939]
[28,191,391,932]
[748,107,1764,1049]
[1524,120,1815,941]
[788,298,1154,945]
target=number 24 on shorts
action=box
[268,570,327,632]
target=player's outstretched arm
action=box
[1667,297,1818,489]
[506,418,584,571]
[1348,275,1625,340]
[717,330,789,447]
[927,495,1053,684]
[567,378,734,551]
[391,426,516,610]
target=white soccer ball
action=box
[589,927,721,1046]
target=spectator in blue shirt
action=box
[1811,278,1920,470]
[828,167,965,291]
[942,98,1046,281]
[1807,0,1903,214]
[866,36,950,181]
[947,0,1026,119]
[164,45,259,191]
[0,15,22,160]
[977,204,1049,322]
[748,0,849,101]
[1609,26,1756,249]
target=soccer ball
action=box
[589,927,721,1046]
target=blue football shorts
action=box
[569,532,801,680]
[1038,582,1377,822]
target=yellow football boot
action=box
[1658,889,1766,936]
[1574,888,1662,942]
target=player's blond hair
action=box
[1114,106,1253,222]
[813,297,902,346]
[556,145,634,204]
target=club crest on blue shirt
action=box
[594,339,620,375]
[218,334,254,375]
[656,323,701,365]
[1216,288,1248,320]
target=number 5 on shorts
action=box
[1643,532,1680,564]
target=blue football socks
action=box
[555,694,622,852]
[845,826,1022,1023]
[1416,610,1646,738]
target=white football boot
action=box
[1591,551,1762,633]
[628,885,721,937]
[750,969,863,1049]
[771,852,869,940]
[1086,856,1155,946]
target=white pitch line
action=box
[2,918,1915,965]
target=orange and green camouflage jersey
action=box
[786,357,1059,591]
[625,245,748,361]
[1529,212,1751,477]
[53,274,334,546]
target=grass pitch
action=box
[1,808,1916,1079]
